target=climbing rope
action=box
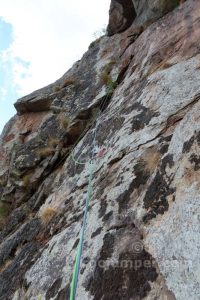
[69,161,93,300]
[69,92,111,300]
[70,94,108,165]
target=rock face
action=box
[0,0,200,299]
[132,0,182,26]
[107,0,136,36]
[107,0,182,35]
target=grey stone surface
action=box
[0,0,199,299]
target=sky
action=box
[0,0,110,133]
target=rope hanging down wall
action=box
[69,91,112,300]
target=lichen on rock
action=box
[0,0,200,299]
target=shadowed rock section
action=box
[107,0,136,36]
[107,0,183,36]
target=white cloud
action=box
[0,0,110,96]
[0,87,7,101]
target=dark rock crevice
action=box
[0,242,41,300]
[107,0,137,36]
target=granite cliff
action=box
[0,0,199,299]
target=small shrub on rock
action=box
[37,147,55,159]
[40,207,58,224]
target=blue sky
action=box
[0,17,31,132]
[0,17,17,132]
[0,0,110,134]
[0,17,13,51]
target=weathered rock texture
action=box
[107,0,136,36]
[0,0,200,299]
[107,0,182,35]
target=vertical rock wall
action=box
[0,0,199,299]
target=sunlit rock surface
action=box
[0,0,199,299]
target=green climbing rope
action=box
[69,161,94,300]
[69,92,112,299]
